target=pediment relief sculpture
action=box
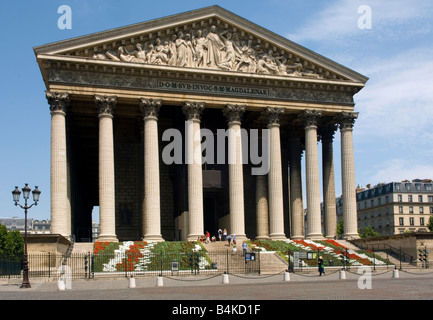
[91,24,334,80]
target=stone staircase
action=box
[203,240,288,274]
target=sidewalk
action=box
[1,267,433,301]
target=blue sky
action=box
[0,0,432,221]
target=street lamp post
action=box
[12,184,41,289]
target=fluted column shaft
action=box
[140,98,163,241]
[264,107,286,240]
[183,102,205,241]
[223,104,246,240]
[47,92,70,237]
[303,110,323,239]
[321,125,337,239]
[95,95,118,242]
[255,174,269,239]
[339,112,359,239]
[288,135,304,239]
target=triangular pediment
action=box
[34,6,367,85]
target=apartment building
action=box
[350,179,433,236]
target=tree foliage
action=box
[360,225,380,238]
[0,223,24,257]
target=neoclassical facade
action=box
[34,6,367,242]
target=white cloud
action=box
[354,47,433,143]
[287,0,433,43]
[367,159,433,185]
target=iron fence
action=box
[0,250,260,280]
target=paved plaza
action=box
[1,268,433,301]
[1,268,431,318]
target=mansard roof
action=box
[34,5,368,87]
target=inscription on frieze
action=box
[157,80,269,97]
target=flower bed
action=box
[92,241,210,272]
[249,239,391,267]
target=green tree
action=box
[0,223,24,257]
[427,216,433,232]
[336,218,344,239]
[360,225,380,238]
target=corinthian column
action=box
[338,112,359,239]
[302,110,323,240]
[264,107,286,240]
[223,104,246,241]
[183,101,205,241]
[255,174,269,239]
[46,91,70,237]
[288,131,304,239]
[95,95,118,242]
[140,98,163,241]
[320,124,337,239]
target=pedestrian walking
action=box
[218,228,222,241]
[318,256,325,276]
[226,234,231,246]
[223,228,227,241]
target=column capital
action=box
[46,91,69,114]
[319,123,338,141]
[338,112,358,130]
[183,101,205,121]
[223,104,245,125]
[95,95,117,118]
[301,109,322,128]
[140,98,161,119]
[264,107,284,126]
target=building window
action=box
[399,206,403,213]
[420,217,425,226]
[386,218,390,227]
[399,218,404,226]
[410,217,414,226]
[416,184,421,191]
[408,195,413,202]
[386,207,390,215]
[419,195,423,202]
[409,206,414,214]
[426,184,432,191]
[428,196,433,202]
[398,195,403,202]
[405,183,412,191]
[430,207,433,214]
[378,197,382,205]
[371,210,375,218]
[385,195,389,203]
[420,206,424,214]
[395,183,401,191]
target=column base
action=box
[290,235,305,240]
[306,233,324,240]
[187,234,204,242]
[269,233,287,241]
[255,236,270,240]
[343,233,360,240]
[97,234,118,242]
[143,234,164,242]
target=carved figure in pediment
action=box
[175,31,188,67]
[218,30,242,71]
[89,23,330,79]
[153,38,169,64]
[184,33,196,68]
[168,34,177,66]
[193,29,208,68]
[134,43,147,63]
[206,25,225,69]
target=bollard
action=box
[283,271,291,281]
[222,273,229,284]
[156,276,164,287]
[392,269,399,278]
[129,276,136,288]
[339,270,346,280]
[57,278,65,291]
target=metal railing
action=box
[0,250,260,280]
